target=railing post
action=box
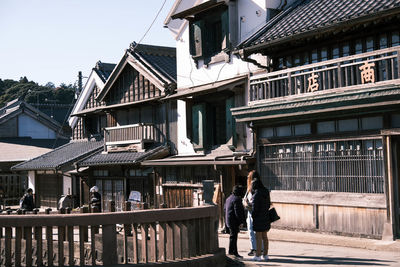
[80,206,89,241]
[337,62,343,88]
[287,72,292,96]
[102,224,118,265]
[397,52,400,79]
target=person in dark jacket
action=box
[251,179,271,261]
[20,188,35,211]
[224,185,246,258]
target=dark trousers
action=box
[228,227,239,255]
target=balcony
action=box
[249,47,400,104]
[104,123,162,147]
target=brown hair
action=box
[247,170,255,192]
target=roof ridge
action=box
[129,42,176,58]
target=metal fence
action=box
[259,139,384,193]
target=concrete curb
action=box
[224,228,400,252]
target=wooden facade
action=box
[104,66,162,106]
[69,45,177,210]
[231,5,400,239]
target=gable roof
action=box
[11,140,103,171]
[68,61,115,129]
[239,0,400,53]
[0,99,65,136]
[96,42,176,102]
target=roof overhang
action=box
[166,75,247,100]
[171,0,226,20]
[142,153,253,167]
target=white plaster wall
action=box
[238,0,267,42]
[176,29,261,89]
[177,100,196,155]
[18,114,56,139]
[63,175,72,195]
[28,171,35,193]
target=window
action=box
[93,170,109,177]
[189,5,229,62]
[338,119,358,132]
[191,96,234,150]
[361,116,383,130]
[294,123,311,136]
[317,121,335,134]
[259,139,384,193]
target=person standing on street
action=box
[251,178,271,261]
[243,170,258,256]
[224,185,246,259]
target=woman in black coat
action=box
[251,179,271,261]
[224,185,245,258]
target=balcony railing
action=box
[104,123,162,146]
[249,47,400,104]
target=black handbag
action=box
[268,207,280,223]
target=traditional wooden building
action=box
[11,62,114,208]
[0,98,69,206]
[70,43,177,211]
[143,0,286,223]
[231,0,400,239]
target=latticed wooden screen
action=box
[259,139,384,193]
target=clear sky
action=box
[0,0,176,87]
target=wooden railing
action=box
[249,47,400,103]
[104,123,162,146]
[0,205,219,266]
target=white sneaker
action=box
[252,256,262,261]
[263,255,269,261]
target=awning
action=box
[142,153,253,166]
[171,0,226,20]
[165,75,247,100]
[77,145,169,167]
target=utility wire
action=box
[135,0,167,48]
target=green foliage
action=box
[0,77,76,107]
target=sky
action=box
[0,0,176,87]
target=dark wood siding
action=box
[106,66,163,106]
[36,173,62,208]
[163,187,193,208]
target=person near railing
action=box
[224,185,246,259]
[90,186,102,212]
[251,178,271,262]
[20,188,35,211]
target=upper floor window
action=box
[189,5,229,63]
[273,30,400,70]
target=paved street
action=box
[219,234,400,267]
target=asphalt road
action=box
[219,235,400,267]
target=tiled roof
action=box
[129,43,177,83]
[77,145,169,167]
[240,0,400,50]
[11,140,103,171]
[93,61,116,82]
